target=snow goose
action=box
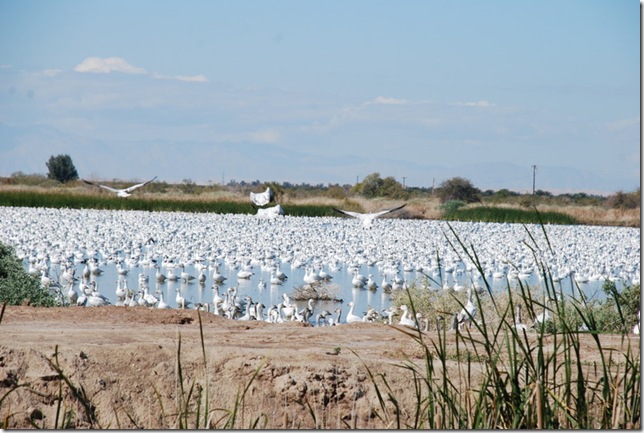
[345,301,363,324]
[398,305,418,328]
[332,204,406,228]
[456,287,477,330]
[513,304,528,332]
[66,281,78,304]
[157,293,170,309]
[533,298,552,330]
[249,186,274,206]
[82,176,157,198]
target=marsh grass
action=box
[444,205,578,224]
[374,222,641,429]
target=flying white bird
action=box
[250,187,274,206]
[332,204,406,228]
[82,176,158,198]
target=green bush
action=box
[439,199,466,214]
[0,242,58,307]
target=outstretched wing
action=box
[124,176,157,193]
[82,179,120,193]
[97,184,121,193]
[332,208,363,219]
[250,187,273,206]
[370,203,407,218]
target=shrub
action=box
[0,242,58,307]
[439,200,466,214]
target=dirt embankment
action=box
[0,306,639,429]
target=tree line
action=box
[17,154,642,211]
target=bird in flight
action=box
[332,204,406,228]
[250,186,275,206]
[82,176,158,198]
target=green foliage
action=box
[45,154,79,183]
[352,172,409,199]
[439,200,466,214]
[436,176,481,204]
[591,280,641,333]
[444,205,578,225]
[0,242,57,307]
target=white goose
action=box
[249,186,274,206]
[345,301,363,324]
[398,305,418,328]
[456,287,477,330]
[332,204,406,228]
[82,176,157,198]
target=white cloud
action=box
[151,72,209,82]
[449,100,495,107]
[74,57,147,74]
[41,69,63,77]
[373,96,409,105]
[73,57,208,82]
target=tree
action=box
[46,154,79,183]
[436,177,481,204]
[352,172,409,199]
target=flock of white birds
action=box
[0,205,640,329]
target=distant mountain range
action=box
[0,123,638,196]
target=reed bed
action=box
[444,205,578,225]
[376,223,640,429]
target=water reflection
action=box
[38,253,623,323]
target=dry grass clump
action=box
[539,204,640,227]
[291,282,342,302]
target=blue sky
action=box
[0,0,640,194]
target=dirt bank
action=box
[0,306,638,429]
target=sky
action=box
[0,0,640,194]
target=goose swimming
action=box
[82,176,157,198]
[332,204,406,228]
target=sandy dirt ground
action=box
[0,306,639,429]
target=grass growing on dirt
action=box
[376,222,640,428]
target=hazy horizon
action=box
[1,0,639,195]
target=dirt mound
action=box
[0,306,638,429]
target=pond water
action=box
[0,206,638,324]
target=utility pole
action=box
[532,165,537,194]
[402,177,406,189]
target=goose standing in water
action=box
[157,293,170,309]
[66,281,79,305]
[325,307,343,326]
[345,301,363,324]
